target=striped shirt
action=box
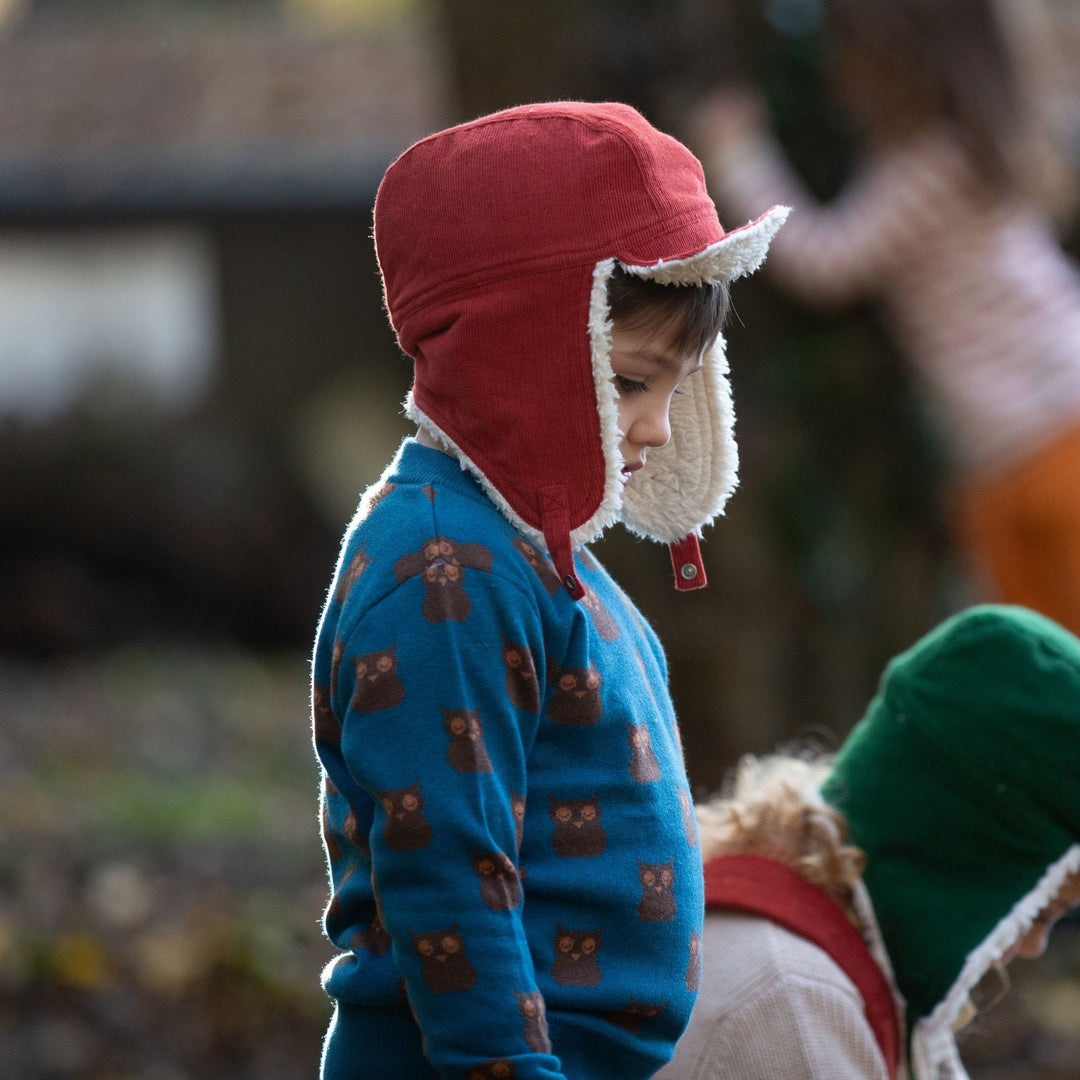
[710,125,1080,477]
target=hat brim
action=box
[621,204,790,285]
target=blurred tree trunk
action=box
[433,0,589,120]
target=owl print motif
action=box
[324,864,356,931]
[467,1062,516,1080]
[379,781,433,852]
[551,924,602,987]
[312,683,340,747]
[334,546,372,604]
[330,638,345,700]
[351,912,392,957]
[443,708,493,773]
[627,723,661,783]
[550,795,606,857]
[581,585,620,642]
[510,790,526,852]
[514,990,551,1053]
[637,859,676,922]
[678,788,699,848]
[351,646,406,713]
[685,932,701,992]
[546,663,603,725]
[342,807,370,855]
[503,641,541,713]
[394,536,494,623]
[411,924,478,994]
[357,481,396,523]
[321,802,343,862]
[511,537,563,596]
[472,851,522,912]
[603,998,668,1034]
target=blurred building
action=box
[0,0,450,655]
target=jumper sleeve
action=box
[330,568,567,1080]
[683,974,894,1080]
[708,129,975,307]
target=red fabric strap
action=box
[704,854,900,1078]
[669,535,707,591]
[539,484,584,600]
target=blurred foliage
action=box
[0,647,333,1079]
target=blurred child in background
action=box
[693,0,1080,636]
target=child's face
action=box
[1003,870,1080,962]
[609,318,702,484]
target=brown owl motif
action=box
[511,537,562,596]
[637,859,676,922]
[514,990,551,1053]
[321,802,343,862]
[603,998,667,1034]
[324,864,356,931]
[551,924,602,986]
[357,481,396,522]
[467,1062,516,1080]
[581,585,619,642]
[686,931,701,992]
[411,924,478,994]
[472,850,522,911]
[444,708,493,773]
[549,795,606,857]
[510,790,526,852]
[330,638,345,700]
[312,682,340,747]
[343,807,370,854]
[379,781,432,851]
[394,536,493,623]
[503,641,541,713]
[546,663,603,725]
[351,646,405,713]
[335,546,372,604]
[678,788,698,848]
[627,723,661,783]
[351,912,392,957]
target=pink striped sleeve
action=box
[709,128,975,306]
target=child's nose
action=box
[630,400,672,448]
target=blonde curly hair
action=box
[696,754,867,923]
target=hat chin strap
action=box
[540,484,585,599]
[669,535,707,590]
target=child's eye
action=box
[614,375,648,394]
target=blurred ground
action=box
[0,647,334,1079]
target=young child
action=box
[658,604,1080,1080]
[309,102,787,1080]
[693,0,1080,637]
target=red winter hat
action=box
[374,101,787,598]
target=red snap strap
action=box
[539,485,584,600]
[669,535,707,591]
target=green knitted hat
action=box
[821,605,1080,1078]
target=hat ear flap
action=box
[619,331,738,544]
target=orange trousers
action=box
[957,421,1080,638]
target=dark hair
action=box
[607,266,730,360]
[824,0,1030,192]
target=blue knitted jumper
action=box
[312,440,704,1080]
